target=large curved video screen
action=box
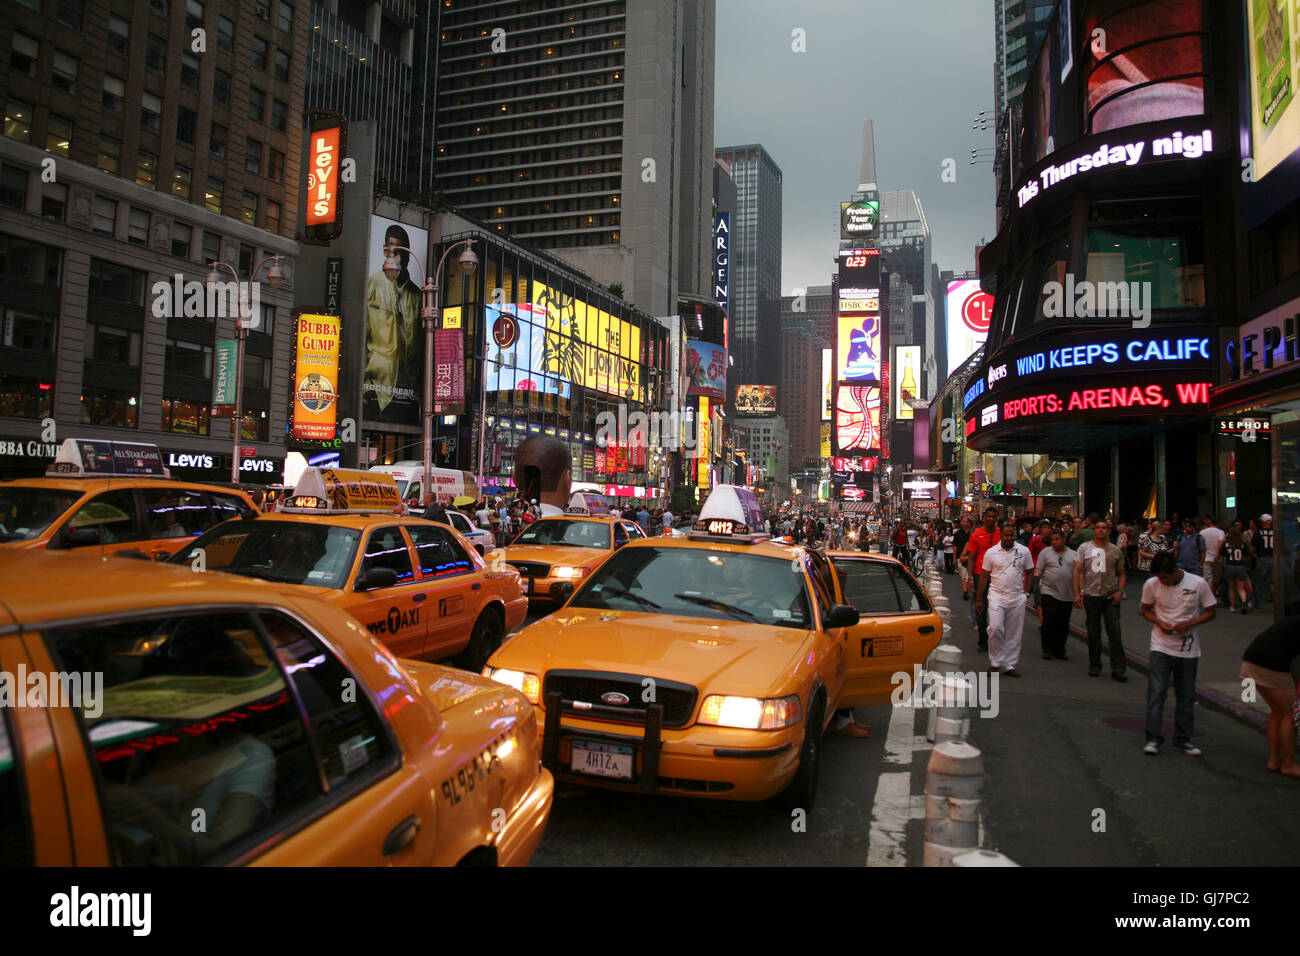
[1083,0,1205,135]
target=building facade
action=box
[1,0,304,482]
[779,283,832,468]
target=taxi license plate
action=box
[569,740,633,780]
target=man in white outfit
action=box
[977,519,1034,677]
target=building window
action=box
[149,0,167,13]
[270,99,287,132]
[0,235,62,286]
[4,101,32,143]
[243,353,271,389]
[128,208,150,246]
[141,92,162,132]
[248,88,265,122]
[0,372,53,419]
[239,408,268,441]
[264,199,280,233]
[209,122,227,159]
[185,0,204,33]
[80,387,139,429]
[217,15,234,52]
[241,191,257,226]
[171,222,191,258]
[47,114,73,156]
[201,230,220,265]
[51,52,77,93]
[177,107,196,145]
[10,33,38,77]
[161,398,211,434]
[88,323,142,366]
[97,136,121,175]
[166,339,213,379]
[136,150,157,188]
[205,177,223,214]
[274,49,290,82]
[41,183,67,221]
[56,0,82,30]
[277,2,292,33]
[268,148,284,182]
[245,138,261,174]
[107,15,130,56]
[252,36,268,70]
[3,308,57,352]
[0,166,26,211]
[258,305,274,337]
[146,33,166,71]
[172,164,191,201]
[102,76,125,114]
[181,53,199,89]
[88,259,145,305]
[16,0,39,8]
[213,69,231,105]
[237,243,254,275]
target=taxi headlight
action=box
[552,566,588,579]
[484,667,541,704]
[698,694,802,730]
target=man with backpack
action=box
[1173,516,1206,575]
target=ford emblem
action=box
[601,691,631,706]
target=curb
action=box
[1066,621,1269,734]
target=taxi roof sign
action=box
[566,491,609,516]
[46,439,170,479]
[690,485,769,543]
[281,467,402,515]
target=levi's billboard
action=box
[301,111,346,244]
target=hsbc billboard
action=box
[947,278,993,374]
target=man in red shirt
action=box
[961,507,1001,653]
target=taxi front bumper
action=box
[538,691,803,801]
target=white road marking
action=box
[884,703,915,764]
[867,705,922,866]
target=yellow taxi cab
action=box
[501,492,649,605]
[483,485,872,808]
[0,550,552,866]
[167,468,528,672]
[0,438,257,560]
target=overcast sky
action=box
[714,0,996,294]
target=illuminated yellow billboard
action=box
[532,281,643,401]
[291,312,340,440]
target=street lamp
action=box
[383,238,477,509]
[207,255,284,485]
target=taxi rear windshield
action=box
[571,546,812,629]
[0,486,81,542]
[511,519,610,549]
[169,521,361,589]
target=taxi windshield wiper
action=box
[598,585,661,610]
[673,594,758,622]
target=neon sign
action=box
[971,379,1211,435]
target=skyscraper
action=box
[877,189,936,398]
[434,0,716,317]
[993,0,1057,131]
[714,143,783,400]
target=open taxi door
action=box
[827,553,942,708]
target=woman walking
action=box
[1240,612,1300,777]
[1220,523,1252,613]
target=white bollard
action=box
[926,645,964,741]
[950,849,1018,867]
[934,675,973,744]
[923,740,984,867]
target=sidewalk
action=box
[934,564,1273,732]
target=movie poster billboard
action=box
[1248,0,1300,183]
[364,215,429,427]
[686,338,727,399]
[735,384,777,416]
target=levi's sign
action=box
[1017,128,1213,209]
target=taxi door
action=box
[349,525,429,659]
[830,555,942,708]
[804,551,848,719]
[403,523,479,660]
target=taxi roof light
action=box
[688,485,770,544]
[279,468,402,515]
[565,491,610,516]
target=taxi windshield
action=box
[0,486,82,542]
[512,519,610,549]
[571,546,813,629]
[169,521,361,588]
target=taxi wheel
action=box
[460,607,506,673]
[781,694,824,812]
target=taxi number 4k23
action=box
[367,605,419,635]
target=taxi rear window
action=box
[0,485,82,542]
[572,546,812,629]
[512,519,610,549]
[170,521,361,588]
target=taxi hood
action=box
[504,543,608,566]
[497,610,812,698]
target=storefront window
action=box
[240,408,268,441]
[0,372,52,418]
[1276,401,1300,617]
[1084,203,1205,311]
[161,398,210,435]
[80,387,138,428]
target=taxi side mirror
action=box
[63,527,101,548]
[549,581,575,604]
[357,566,398,591]
[825,604,860,629]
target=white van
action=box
[368,461,480,511]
